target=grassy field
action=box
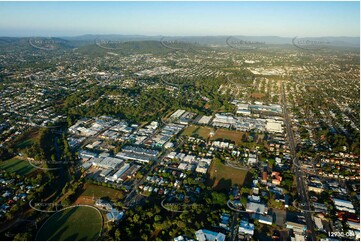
[13,128,40,150]
[181,125,198,136]
[80,183,124,201]
[210,129,245,146]
[197,126,213,139]
[181,125,213,139]
[182,125,248,146]
[206,158,250,191]
[0,157,36,176]
[36,206,102,241]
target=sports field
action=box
[0,157,36,176]
[36,206,103,241]
[206,158,250,191]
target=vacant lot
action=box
[196,126,213,139]
[36,206,102,241]
[182,125,213,139]
[182,126,251,146]
[79,183,124,201]
[181,125,198,136]
[0,157,36,176]
[250,92,266,99]
[206,158,250,192]
[182,125,212,139]
[210,129,246,146]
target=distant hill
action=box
[63,35,360,48]
[0,37,74,52]
[76,40,163,56]
[0,35,358,54]
[75,39,208,57]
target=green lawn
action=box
[0,157,36,176]
[13,128,40,150]
[181,125,212,139]
[206,158,250,191]
[181,125,198,136]
[36,206,103,241]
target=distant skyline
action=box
[0,1,359,37]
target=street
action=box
[229,211,239,241]
[281,82,316,241]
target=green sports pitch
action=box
[0,157,36,176]
[36,206,103,241]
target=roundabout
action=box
[292,199,316,213]
[226,199,249,213]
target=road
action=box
[123,159,160,207]
[281,82,316,241]
[121,116,189,207]
[229,211,239,241]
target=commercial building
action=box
[169,109,186,121]
[106,209,125,222]
[112,163,131,180]
[196,158,212,174]
[116,145,160,163]
[246,202,267,215]
[91,157,124,170]
[78,150,98,159]
[197,115,213,125]
[252,214,273,225]
[238,218,254,235]
[195,229,226,241]
[333,198,356,213]
[266,120,283,133]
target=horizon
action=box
[0,1,359,37]
[1,34,360,38]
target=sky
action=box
[0,1,359,37]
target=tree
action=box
[10,204,19,213]
[154,215,162,222]
[268,158,276,167]
[114,229,121,240]
[240,196,247,207]
[132,214,140,224]
[14,232,32,241]
[242,133,248,142]
[141,234,148,240]
[0,147,12,161]
[61,198,71,206]
[240,187,250,195]
[211,192,227,205]
[177,220,186,229]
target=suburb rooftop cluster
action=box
[0,1,359,241]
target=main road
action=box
[281,82,316,241]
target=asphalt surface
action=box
[229,211,239,241]
[281,82,316,241]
